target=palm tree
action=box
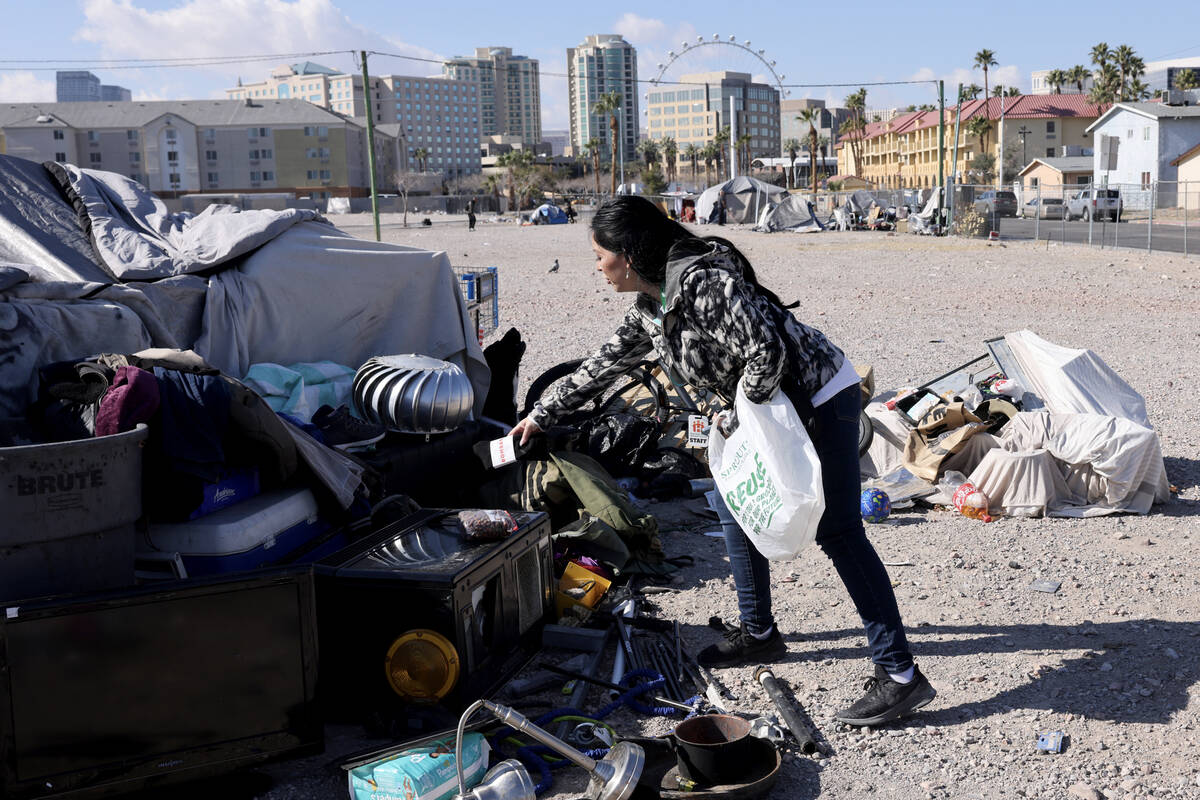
[497,149,533,210]
[1090,42,1111,69]
[843,88,867,177]
[1089,63,1121,104]
[592,91,623,193]
[1068,64,1090,94]
[966,116,991,167]
[701,142,717,186]
[963,84,983,101]
[661,137,678,185]
[1177,69,1200,91]
[636,138,660,169]
[1113,45,1137,101]
[1046,69,1067,94]
[712,126,730,181]
[796,108,822,194]
[414,147,429,172]
[974,49,998,100]
[683,143,700,186]
[583,138,602,197]
[483,173,502,210]
[782,137,802,189]
[1128,77,1150,101]
[736,133,751,178]
[1005,87,1020,97]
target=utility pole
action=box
[729,94,739,179]
[360,50,381,242]
[937,80,945,227]
[949,84,964,229]
[997,94,1007,189]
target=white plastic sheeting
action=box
[975,411,1170,517]
[1004,330,1152,428]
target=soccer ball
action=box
[860,488,891,523]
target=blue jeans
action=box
[720,381,914,674]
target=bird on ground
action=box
[548,259,560,273]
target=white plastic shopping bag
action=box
[707,380,825,559]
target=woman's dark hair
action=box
[589,195,793,308]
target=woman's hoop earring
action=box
[625,269,630,280]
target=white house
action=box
[1086,98,1200,208]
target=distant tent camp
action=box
[755,194,826,233]
[531,203,567,224]
[696,176,787,225]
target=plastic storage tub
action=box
[0,424,149,602]
[142,487,336,577]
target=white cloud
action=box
[74,0,441,91]
[613,13,667,43]
[0,72,55,102]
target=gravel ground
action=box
[259,213,1200,800]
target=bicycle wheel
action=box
[520,358,666,425]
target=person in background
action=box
[467,197,477,232]
[510,196,935,727]
[717,189,728,225]
[565,198,577,224]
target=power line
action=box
[0,50,356,71]
[1,47,940,95]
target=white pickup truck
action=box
[1066,188,1122,222]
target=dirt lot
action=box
[261,215,1199,800]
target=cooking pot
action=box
[668,714,755,786]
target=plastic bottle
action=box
[937,470,995,523]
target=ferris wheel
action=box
[649,35,790,98]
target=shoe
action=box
[835,664,936,727]
[312,404,386,450]
[696,623,786,668]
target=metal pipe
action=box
[484,700,599,771]
[753,666,819,755]
[540,664,694,712]
[1148,181,1155,253]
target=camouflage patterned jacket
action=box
[530,241,846,428]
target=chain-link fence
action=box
[946,181,1200,255]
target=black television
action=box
[0,568,322,799]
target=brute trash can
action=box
[0,424,149,602]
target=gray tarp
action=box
[0,156,489,426]
[49,163,323,280]
[696,176,787,225]
[755,194,826,233]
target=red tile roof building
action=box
[837,95,1109,188]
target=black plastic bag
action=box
[575,413,660,478]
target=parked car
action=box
[1066,188,1122,222]
[1019,197,1065,219]
[973,190,1018,217]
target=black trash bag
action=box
[575,413,660,478]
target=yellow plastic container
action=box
[555,560,611,617]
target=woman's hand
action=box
[510,416,544,446]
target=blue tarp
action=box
[532,203,567,224]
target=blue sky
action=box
[2,1,1198,129]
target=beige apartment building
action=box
[228,63,483,177]
[0,99,390,199]
[646,71,780,170]
[838,95,1106,189]
[443,47,541,144]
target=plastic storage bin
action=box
[0,424,149,602]
[142,487,335,577]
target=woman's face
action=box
[591,234,639,292]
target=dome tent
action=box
[695,176,787,225]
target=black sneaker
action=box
[835,664,936,727]
[696,623,786,668]
[312,404,386,450]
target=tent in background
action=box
[695,176,787,225]
[531,203,567,224]
[755,194,826,233]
